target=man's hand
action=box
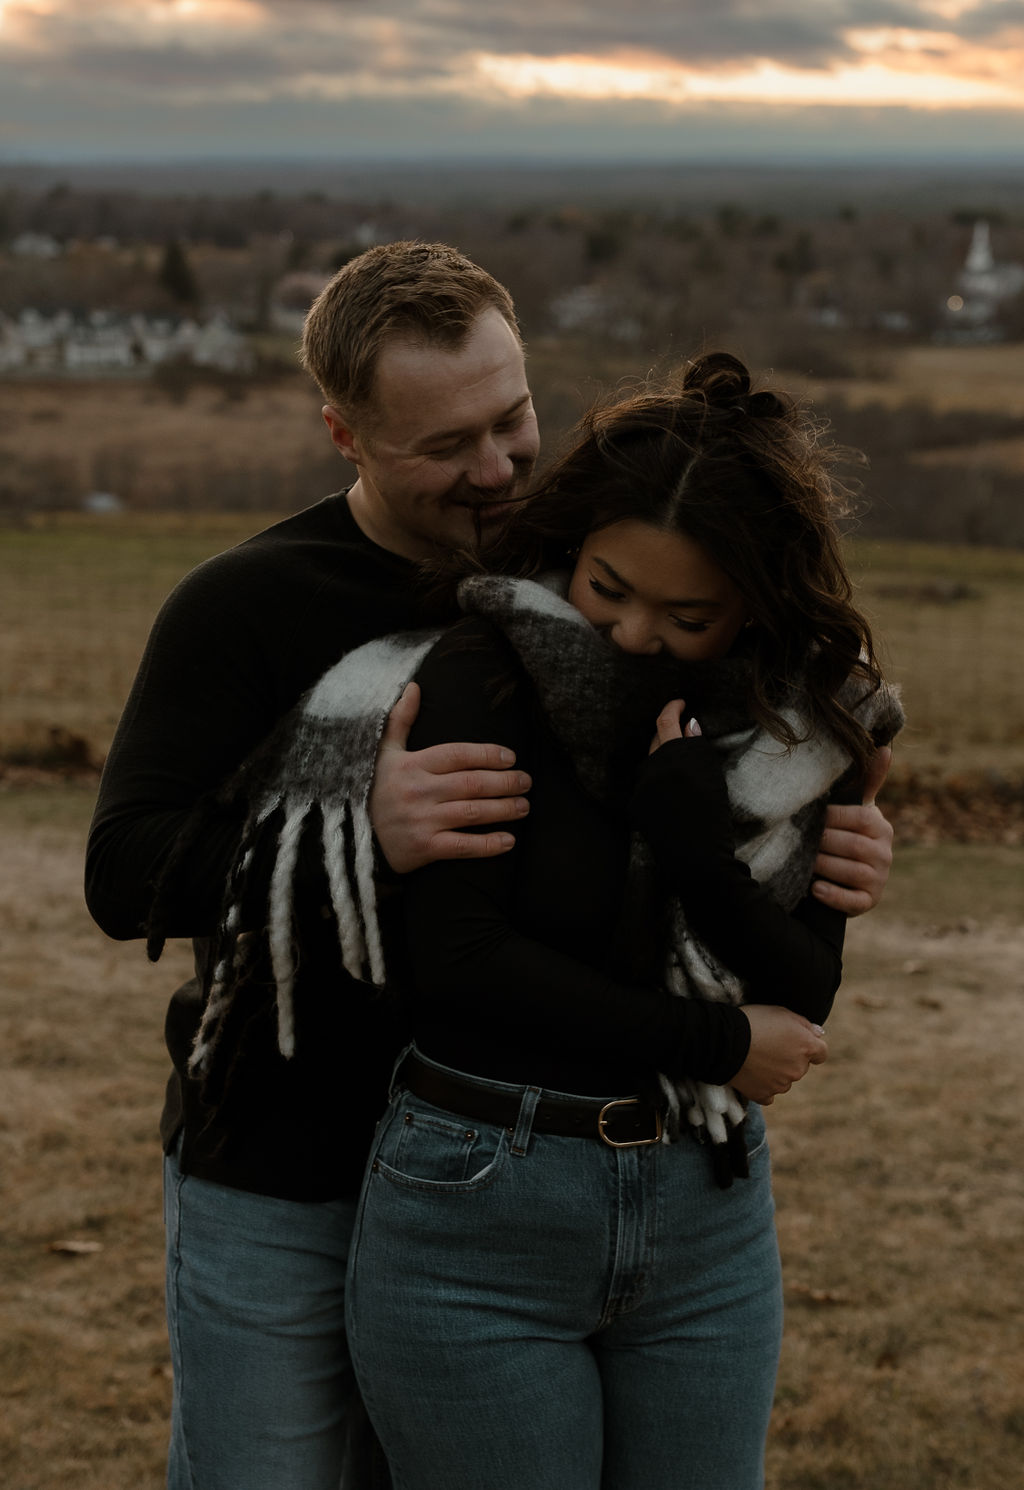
[369,683,532,874]
[811,745,894,917]
[731,1004,829,1105]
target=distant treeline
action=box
[4,177,1024,344]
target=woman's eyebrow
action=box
[593,557,725,610]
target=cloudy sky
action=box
[2,0,1023,162]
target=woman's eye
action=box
[589,577,624,601]
[671,616,712,634]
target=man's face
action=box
[327,308,541,561]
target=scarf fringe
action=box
[186,629,442,1080]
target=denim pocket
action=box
[743,1104,770,1164]
[372,1096,508,1194]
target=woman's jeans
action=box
[346,1054,783,1490]
[163,1146,389,1490]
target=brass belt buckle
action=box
[597,1097,663,1148]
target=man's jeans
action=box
[163,1147,387,1490]
[347,1056,783,1490]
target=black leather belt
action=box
[397,1052,663,1149]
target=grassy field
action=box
[1,784,1021,1489]
[2,511,1023,777]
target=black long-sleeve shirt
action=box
[86,493,426,1200]
[402,618,845,1098]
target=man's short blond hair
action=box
[301,241,521,417]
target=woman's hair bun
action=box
[681,352,788,420]
[745,389,788,419]
[682,351,751,404]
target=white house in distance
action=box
[945,221,1024,336]
[0,308,254,374]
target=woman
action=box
[192,354,902,1489]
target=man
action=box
[86,242,893,1490]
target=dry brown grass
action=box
[1,785,1021,1489]
[4,514,1022,778]
[848,540,1024,778]
[795,341,1024,417]
[1,376,329,507]
[0,787,193,1489]
[767,847,1024,1489]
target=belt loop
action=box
[387,1043,414,1102]
[509,1086,542,1157]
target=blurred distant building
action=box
[10,231,61,259]
[0,308,254,375]
[269,271,332,335]
[943,221,1024,340]
[548,282,643,342]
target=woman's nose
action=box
[611,614,662,655]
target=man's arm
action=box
[810,746,894,917]
[372,697,897,906]
[369,682,532,874]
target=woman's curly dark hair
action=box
[450,351,884,774]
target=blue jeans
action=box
[163,1146,388,1490]
[346,1055,783,1490]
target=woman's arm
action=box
[630,722,846,1026]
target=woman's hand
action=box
[634,698,734,881]
[649,697,701,753]
[730,1004,828,1105]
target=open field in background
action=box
[1,342,1021,1482]
[0,784,1020,1489]
[6,337,1024,545]
[2,511,1022,788]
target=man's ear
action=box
[322,405,362,465]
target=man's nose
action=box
[611,614,662,655]
[468,436,515,492]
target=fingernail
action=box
[499,749,514,764]
[811,1024,825,1036]
[687,718,702,736]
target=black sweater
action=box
[86,494,426,1200]
[402,619,845,1098]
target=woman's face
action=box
[568,519,748,661]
